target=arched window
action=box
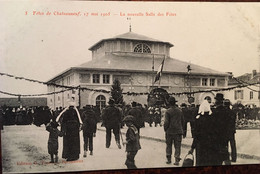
[133,43,151,53]
[96,95,106,111]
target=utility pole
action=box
[129,76,133,102]
[187,64,194,104]
[78,86,81,108]
[53,86,55,109]
[151,54,155,90]
[187,64,192,96]
[62,77,64,108]
[257,25,260,107]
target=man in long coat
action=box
[127,101,143,133]
[101,98,122,149]
[224,99,237,163]
[212,93,230,165]
[164,97,184,165]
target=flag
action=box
[154,57,165,83]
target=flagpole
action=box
[159,75,161,88]
[159,55,165,88]
[152,54,155,90]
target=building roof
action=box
[77,52,228,76]
[48,31,229,82]
[89,31,174,50]
[229,71,260,86]
[48,53,228,82]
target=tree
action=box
[111,79,124,105]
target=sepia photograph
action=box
[1,1,260,173]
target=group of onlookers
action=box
[0,93,257,169]
[45,103,98,163]
[188,94,237,166]
[162,93,237,166]
[101,98,141,169]
[0,106,52,126]
[233,103,260,120]
[0,105,101,127]
[44,99,143,168]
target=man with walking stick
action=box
[101,98,122,149]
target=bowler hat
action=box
[85,105,92,110]
[215,93,224,101]
[168,96,177,104]
[85,104,92,108]
[123,115,135,123]
[131,101,137,107]
[181,103,187,107]
[223,99,231,106]
[108,98,115,105]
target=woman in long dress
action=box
[56,102,82,161]
[188,100,215,166]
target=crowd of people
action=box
[187,93,237,166]
[0,106,53,127]
[1,93,260,168]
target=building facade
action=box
[47,31,229,110]
[225,70,260,107]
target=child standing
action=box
[46,120,63,163]
[122,115,141,169]
[81,105,97,157]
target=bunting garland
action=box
[1,72,260,97]
[0,89,71,97]
[233,77,260,92]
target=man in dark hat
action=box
[212,93,230,165]
[181,103,193,138]
[164,96,184,165]
[115,103,124,128]
[101,98,122,149]
[223,99,237,163]
[215,93,224,102]
[122,115,141,169]
[127,101,143,134]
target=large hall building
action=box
[47,31,230,110]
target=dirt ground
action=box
[1,124,260,174]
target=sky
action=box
[0,1,260,97]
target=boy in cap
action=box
[46,120,63,163]
[82,105,97,157]
[123,115,141,169]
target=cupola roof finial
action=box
[127,17,132,32]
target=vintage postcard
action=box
[1,1,260,173]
